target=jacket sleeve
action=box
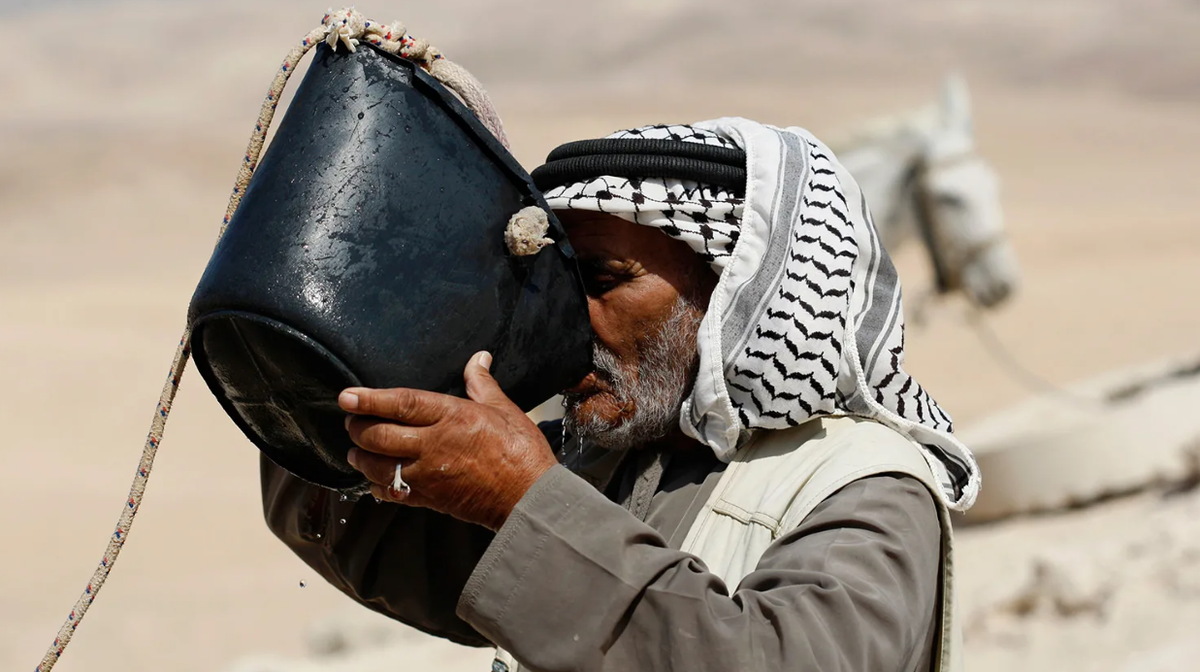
[260,458,496,647]
[260,421,571,647]
[456,465,942,672]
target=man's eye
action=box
[583,273,620,295]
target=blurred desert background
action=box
[2,1,1198,670]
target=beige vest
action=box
[679,415,962,672]
[495,416,962,672]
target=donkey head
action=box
[917,76,1020,308]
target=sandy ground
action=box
[1,1,1198,670]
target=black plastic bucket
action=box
[187,44,592,492]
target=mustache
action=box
[590,343,621,384]
[575,292,704,397]
[562,295,705,450]
[561,342,621,400]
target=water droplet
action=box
[315,533,322,539]
[373,497,382,504]
[299,580,307,588]
[357,111,365,120]
[404,125,412,133]
[339,518,347,525]
[339,494,349,502]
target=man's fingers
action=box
[346,416,424,458]
[464,351,514,408]
[347,447,409,487]
[352,455,433,507]
[370,482,433,508]
[339,386,454,425]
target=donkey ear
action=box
[939,73,973,137]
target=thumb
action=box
[464,351,512,408]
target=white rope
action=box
[34,9,507,670]
[324,7,511,148]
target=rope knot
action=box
[505,207,555,256]
[322,7,366,53]
[314,7,508,147]
[400,36,434,62]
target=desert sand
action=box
[2,1,1198,670]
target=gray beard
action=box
[563,296,704,451]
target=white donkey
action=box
[832,76,1019,308]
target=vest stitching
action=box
[708,500,782,531]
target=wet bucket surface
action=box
[188,44,592,491]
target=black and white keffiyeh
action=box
[542,120,980,511]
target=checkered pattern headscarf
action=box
[545,125,746,273]
[542,120,979,511]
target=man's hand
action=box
[340,351,558,531]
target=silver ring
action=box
[392,463,412,495]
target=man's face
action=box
[557,210,716,450]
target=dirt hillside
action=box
[1,2,1197,670]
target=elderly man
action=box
[262,120,979,672]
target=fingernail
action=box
[339,390,360,411]
[344,415,352,431]
[347,447,359,468]
[478,351,493,371]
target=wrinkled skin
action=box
[342,351,554,531]
[558,211,714,439]
[342,212,713,531]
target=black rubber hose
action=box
[545,138,746,168]
[531,154,746,195]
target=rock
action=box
[997,553,1115,619]
[958,352,1200,523]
